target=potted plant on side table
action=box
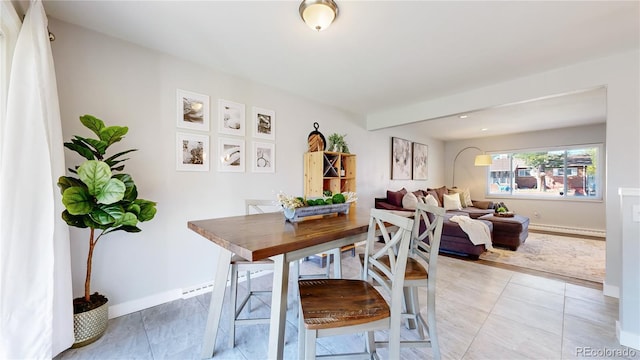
[57,115,157,348]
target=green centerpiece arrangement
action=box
[277,191,357,222]
[494,201,514,217]
[57,115,157,347]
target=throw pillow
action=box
[386,188,407,207]
[449,188,473,207]
[402,192,419,210]
[424,194,439,207]
[443,193,463,211]
[428,186,448,207]
[425,190,441,206]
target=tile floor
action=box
[55,253,639,360]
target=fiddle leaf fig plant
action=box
[58,115,157,311]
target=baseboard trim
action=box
[603,281,620,298]
[108,289,181,319]
[108,270,274,319]
[619,329,640,351]
[529,223,606,238]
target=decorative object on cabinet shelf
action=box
[307,122,326,152]
[391,137,412,180]
[176,89,209,132]
[328,133,349,153]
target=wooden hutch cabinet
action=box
[303,151,356,199]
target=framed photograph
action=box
[176,132,209,171]
[391,137,412,180]
[412,142,428,180]
[218,99,245,136]
[176,89,209,131]
[252,142,275,173]
[218,137,245,172]
[252,106,276,140]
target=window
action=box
[487,145,602,200]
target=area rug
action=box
[479,232,605,283]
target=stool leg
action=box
[229,264,239,348]
[245,270,252,313]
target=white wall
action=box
[50,19,443,312]
[447,123,606,233]
[618,188,640,350]
[367,50,640,296]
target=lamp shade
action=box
[299,0,338,31]
[474,154,493,166]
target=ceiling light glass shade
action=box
[299,0,338,32]
[474,154,493,166]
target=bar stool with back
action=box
[381,202,445,359]
[228,199,277,347]
[297,208,416,359]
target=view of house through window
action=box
[487,145,602,199]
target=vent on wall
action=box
[529,223,606,238]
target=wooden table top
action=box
[188,207,372,261]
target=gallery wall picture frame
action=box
[176,132,209,171]
[391,137,412,180]
[218,137,245,172]
[412,142,428,180]
[252,142,275,173]
[176,89,210,131]
[252,106,276,140]
[218,99,245,136]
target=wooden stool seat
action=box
[299,279,389,330]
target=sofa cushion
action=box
[443,193,463,211]
[472,200,493,209]
[428,186,448,206]
[402,192,419,210]
[386,188,407,207]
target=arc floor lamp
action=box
[452,146,493,187]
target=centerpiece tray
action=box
[494,212,515,217]
[284,203,350,222]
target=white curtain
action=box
[0,0,74,358]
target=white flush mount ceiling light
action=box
[299,0,338,32]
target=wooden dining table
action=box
[188,207,372,360]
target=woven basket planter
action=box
[71,300,108,348]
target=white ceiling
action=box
[35,0,639,140]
